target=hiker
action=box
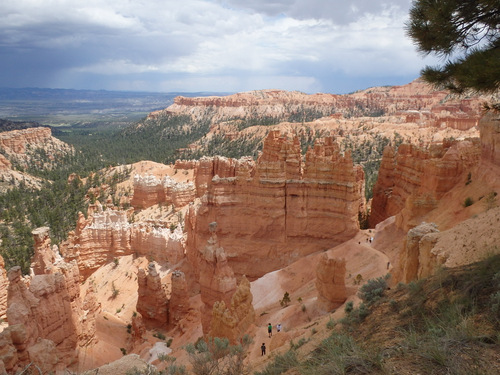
[261,343,266,356]
[277,323,282,332]
[268,323,272,338]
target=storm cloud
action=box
[0,0,434,93]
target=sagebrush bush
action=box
[358,276,389,305]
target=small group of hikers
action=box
[261,323,282,356]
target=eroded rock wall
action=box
[370,139,481,230]
[131,174,196,209]
[60,204,185,281]
[186,131,364,279]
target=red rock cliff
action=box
[186,131,364,280]
[370,139,481,230]
[60,204,185,281]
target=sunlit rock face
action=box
[315,254,347,309]
[209,276,255,343]
[59,203,185,281]
[131,174,196,209]
[400,222,440,283]
[369,139,481,230]
[186,131,365,280]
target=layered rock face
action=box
[315,254,347,309]
[131,174,196,209]
[60,204,185,281]
[149,80,487,129]
[186,131,364,279]
[137,263,168,328]
[0,127,72,167]
[370,139,481,229]
[210,276,255,343]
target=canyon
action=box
[0,79,499,374]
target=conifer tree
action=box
[406,0,500,94]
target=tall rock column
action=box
[400,222,440,283]
[315,254,347,310]
[169,270,190,329]
[199,222,237,333]
[137,263,168,328]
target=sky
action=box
[0,0,438,94]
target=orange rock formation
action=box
[198,222,237,334]
[131,174,196,209]
[370,139,481,229]
[315,254,347,309]
[210,276,255,343]
[60,203,185,281]
[186,131,365,280]
[137,263,168,328]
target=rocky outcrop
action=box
[315,254,347,309]
[131,174,196,209]
[0,127,72,170]
[480,111,500,166]
[6,266,78,372]
[400,223,440,283]
[0,325,21,373]
[137,263,168,328]
[370,139,481,229]
[60,204,185,281]
[186,131,364,279]
[0,255,7,321]
[0,154,11,171]
[198,222,237,333]
[147,80,489,130]
[169,270,190,328]
[30,227,61,275]
[0,127,53,154]
[209,276,255,343]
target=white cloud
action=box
[0,0,428,93]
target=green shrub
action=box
[358,276,389,305]
[254,350,299,375]
[301,332,382,375]
[463,197,474,207]
[280,292,291,307]
[326,319,336,330]
[344,301,354,313]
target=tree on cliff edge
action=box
[406,0,500,95]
